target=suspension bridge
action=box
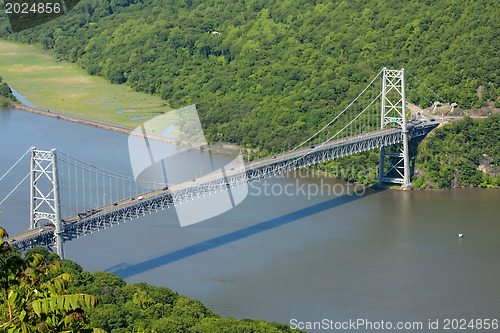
[1,68,449,258]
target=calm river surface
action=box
[1,107,499,331]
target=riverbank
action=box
[2,97,249,158]
[0,40,173,130]
[6,99,180,145]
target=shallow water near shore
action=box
[1,106,499,332]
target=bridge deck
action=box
[7,117,440,251]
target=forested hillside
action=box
[0,242,303,333]
[412,115,500,189]
[0,0,499,153]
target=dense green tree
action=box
[0,81,17,106]
[1,232,304,332]
[0,84,12,99]
[1,0,498,154]
[413,115,500,188]
[0,227,104,332]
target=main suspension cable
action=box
[0,148,31,182]
[291,68,384,151]
[405,70,450,105]
[0,173,30,206]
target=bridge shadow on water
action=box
[107,187,384,279]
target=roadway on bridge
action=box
[7,116,440,246]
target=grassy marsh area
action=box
[0,40,172,131]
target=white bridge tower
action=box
[378,68,411,187]
[29,148,64,258]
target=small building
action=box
[212,31,220,37]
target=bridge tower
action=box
[378,68,411,187]
[29,148,64,258]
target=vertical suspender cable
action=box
[75,163,79,214]
[89,167,91,209]
[82,164,86,210]
[67,159,71,218]
[95,169,97,206]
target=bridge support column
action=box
[378,68,411,187]
[30,148,64,258]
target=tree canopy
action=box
[412,114,500,188]
[0,0,498,153]
[0,81,17,107]
[1,229,304,332]
[0,227,104,332]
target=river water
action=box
[1,106,499,332]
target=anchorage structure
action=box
[378,68,410,186]
[30,148,64,258]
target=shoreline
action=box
[7,100,180,145]
[3,99,245,156]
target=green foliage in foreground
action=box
[11,246,304,333]
[412,115,500,189]
[1,0,499,153]
[0,228,104,332]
